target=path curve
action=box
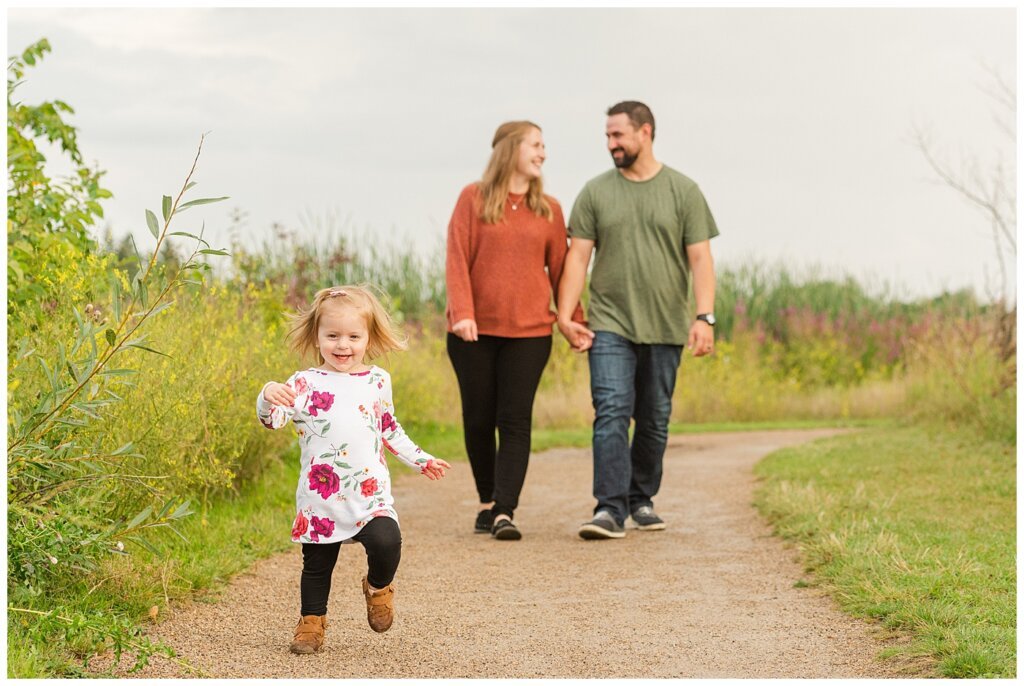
[112,429,909,678]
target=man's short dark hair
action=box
[607,101,655,140]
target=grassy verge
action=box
[7,454,300,677]
[753,425,1016,677]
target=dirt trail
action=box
[112,429,909,678]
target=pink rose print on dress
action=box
[309,515,335,542]
[293,376,309,394]
[380,412,397,433]
[308,464,340,499]
[292,511,309,540]
[308,391,334,417]
[371,510,390,519]
[360,477,379,497]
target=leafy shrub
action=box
[7,39,112,329]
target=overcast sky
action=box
[7,7,1017,301]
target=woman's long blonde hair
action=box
[286,284,407,364]
[478,120,553,225]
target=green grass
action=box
[7,453,301,677]
[754,425,1016,677]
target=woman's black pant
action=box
[446,333,551,520]
[300,516,401,616]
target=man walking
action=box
[557,101,719,540]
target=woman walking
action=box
[446,120,581,541]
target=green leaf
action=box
[74,404,102,420]
[104,329,116,347]
[128,233,143,266]
[197,249,229,256]
[161,195,172,222]
[126,535,161,557]
[167,231,210,247]
[145,210,160,239]
[125,506,153,531]
[146,300,175,318]
[168,525,189,543]
[170,500,192,519]
[176,196,228,211]
[54,416,88,427]
[156,498,176,520]
[184,181,197,191]
[38,358,56,390]
[110,277,123,321]
[98,368,136,377]
[125,342,172,358]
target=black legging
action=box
[446,333,551,520]
[300,516,402,616]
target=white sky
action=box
[7,6,1017,301]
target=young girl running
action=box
[257,285,451,655]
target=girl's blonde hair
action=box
[286,284,408,364]
[478,120,553,225]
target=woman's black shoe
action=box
[474,509,494,534]
[491,518,522,541]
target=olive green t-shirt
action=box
[568,165,720,345]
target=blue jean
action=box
[588,331,683,526]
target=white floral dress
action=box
[256,366,435,544]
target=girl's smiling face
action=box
[317,303,370,373]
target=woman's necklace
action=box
[508,192,525,211]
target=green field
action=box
[755,425,1016,677]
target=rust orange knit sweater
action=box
[445,183,583,338]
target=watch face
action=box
[699,314,716,326]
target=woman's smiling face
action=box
[515,126,546,180]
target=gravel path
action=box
[109,429,910,678]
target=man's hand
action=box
[451,318,478,342]
[264,382,297,406]
[687,321,715,357]
[558,319,595,352]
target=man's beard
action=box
[611,147,638,169]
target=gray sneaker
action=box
[578,510,626,540]
[631,505,666,531]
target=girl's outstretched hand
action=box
[421,458,451,481]
[264,382,297,407]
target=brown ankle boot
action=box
[362,576,395,633]
[290,614,327,654]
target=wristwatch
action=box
[696,313,716,327]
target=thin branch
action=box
[9,136,209,452]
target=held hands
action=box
[452,318,478,342]
[264,381,297,406]
[687,320,715,357]
[421,458,452,481]
[557,318,596,352]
